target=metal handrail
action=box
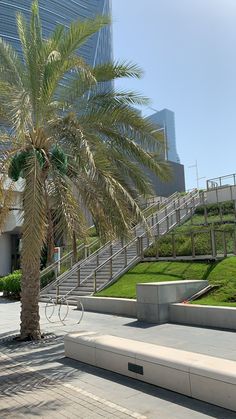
[207,173,236,190]
[77,191,201,292]
[94,193,202,293]
[41,190,202,300]
[40,242,86,277]
[40,192,181,293]
[41,197,168,281]
[40,225,97,277]
[94,191,200,274]
[40,237,104,292]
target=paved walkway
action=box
[0,298,236,418]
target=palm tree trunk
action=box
[19,165,46,341]
[44,182,54,266]
[20,256,41,340]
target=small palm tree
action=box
[0,1,170,340]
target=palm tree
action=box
[0,1,170,340]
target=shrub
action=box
[3,271,21,297]
[0,277,6,292]
[1,268,56,297]
[144,229,228,258]
[195,201,235,217]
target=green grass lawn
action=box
[97,261,212,299]
[97,257,236,306]
[192,256,236,307]
[97,202,236,305]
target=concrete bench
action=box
[64,331,236,412]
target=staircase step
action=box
[41,192,201,302]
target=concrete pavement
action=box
[0,298,236,418]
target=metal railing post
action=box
[56,282,59,305]
[166,216,169,232]
[54,266,58,282]
[155,213,158,225]
[234,229,236,255]
[124,246,128,267]
[156,238,159,259]
[176,209,180,225]
[140,237,144,259]
[84,245,88,259]
[110,244,113,277]
[156,222,160,237]
[211,228,216,258]
[77,268,80,286]
[219,204,223,223]
[190,207,193,224]
[223,231,227,257]
[204,206,208,225]
[151,214,154,226]
[94,270,97,293]
[191,232,195,258]
[172,233,176,258]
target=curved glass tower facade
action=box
[0,0,113,66]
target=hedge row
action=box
[0,269,55,298]
[145,229,236,258]
[195,201,235,216]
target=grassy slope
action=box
[192,257,236,307]
[97,261,211,299]
[97,204,236,305]
[97,257,236,306]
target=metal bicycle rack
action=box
[44,296,84,326]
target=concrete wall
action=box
[0,233,11,276]
[206,185,236,204]
[136,280,208,323]
[78,296,137,318]
[170,303,236,330]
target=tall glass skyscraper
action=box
[0,0,113,66]
[146,108,185,196]
[147,109,180,164]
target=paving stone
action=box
[0,299,236,418]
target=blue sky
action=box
[112,0,236,190]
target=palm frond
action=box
[0,37,24,86]
[58,15,111,59]
[93,61,143,82]
[0,175,15,232]
[48,171,87,241]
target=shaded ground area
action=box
[0,299,236,418]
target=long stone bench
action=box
[64,331,236,412]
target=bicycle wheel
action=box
[77,299,84,325]
[58,298,69,324]
[45,298,56,323]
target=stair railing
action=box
[40,192,181,295]
[42,192,203,303]
[40,190,203,299]
[81,191,202,293]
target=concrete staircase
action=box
[40,190,203,305]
